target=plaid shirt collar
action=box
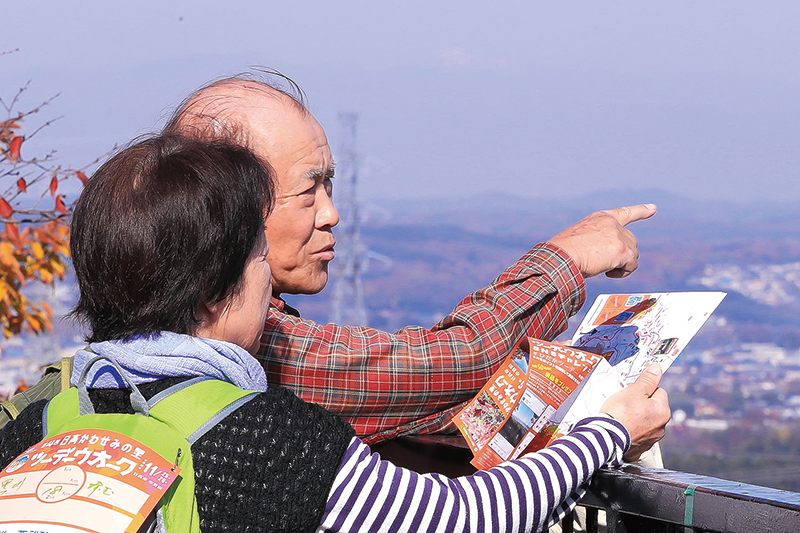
[271,295,286,312]
[270,295,301,318]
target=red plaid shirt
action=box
[256,242,585,445]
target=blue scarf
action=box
[71,331,268,392]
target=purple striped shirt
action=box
[318,415,630,532]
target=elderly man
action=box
[1,74,656,446]
[162,75,656,445]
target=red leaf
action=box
[50,174,58,197]
[9,136,23,162]
[55,195,67,215]
[16,178,27,193]
[76,171,88,185]
[0,197,12,219]
[6,223,20,244]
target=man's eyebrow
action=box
[305,160,336,180]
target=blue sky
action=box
[3,1,799,203]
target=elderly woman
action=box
[0,135,669,532]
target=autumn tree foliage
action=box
[1,51,90,346]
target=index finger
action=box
[603,204,657,226]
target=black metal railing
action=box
[374,436,800,533]
[571,465,800,533]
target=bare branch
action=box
[25,114,63,141]
[0,209,71,224]
[1,92,59,124]
[0,81,32,114]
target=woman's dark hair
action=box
[70,135,274,342]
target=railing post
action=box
[585,508,598,533]
[605,505,627,533]
[562,512,574,533]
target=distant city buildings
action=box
[665,341,800,432]
[694,262,800,307]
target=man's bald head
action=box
[164,73,309,147]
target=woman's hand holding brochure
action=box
[600,363,671,461]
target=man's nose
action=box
[316,191,339,229]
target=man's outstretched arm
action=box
[259,242,582,443]
[258,205,656,444]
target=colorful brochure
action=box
[454,291,726,470]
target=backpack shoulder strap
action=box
[148,378,259,443]
[42,386,81,437]
[145,379,258,533]
[43,377,258,442]
[60,355,74,392]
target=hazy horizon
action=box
[4,1,799,204]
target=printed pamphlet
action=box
[454,291,726,469]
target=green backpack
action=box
[40,355,258,533]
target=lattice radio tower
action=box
[329,112,368,326]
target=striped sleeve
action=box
[317,415,630,533]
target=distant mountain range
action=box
[373,188,799,240]
[5,188,799,359]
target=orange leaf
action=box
[50,174,59,197]
[13,264,26,285]
[76,171,88,184]
[5,223,20,245]
[27,315,41,332]
[55,195,68,215]
[51,259,66,277]
[41,301,54,318]
[0,197,12,219]
[16,178,27,193]
[0,242,14,266]
[39,269,53,284]
[9,136,23,162]
[31,242,44,261]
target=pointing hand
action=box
[548,204,657,279]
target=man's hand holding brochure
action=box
[454,291,726,469]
